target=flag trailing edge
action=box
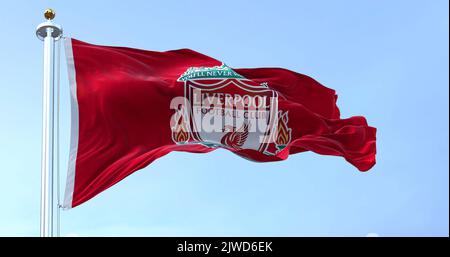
[62,38,376,209]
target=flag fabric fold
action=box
[63,38,376,209]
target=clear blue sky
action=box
[0,0,448,236]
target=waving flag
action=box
[63,38,376,209]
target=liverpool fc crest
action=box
[171,63,291,155]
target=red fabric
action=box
[66,38,376,208]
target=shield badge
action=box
[172,63,291,156]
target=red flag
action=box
[63,38,376,209]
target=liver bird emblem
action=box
[220,123,250,150]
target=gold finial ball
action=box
[44,8,55,20]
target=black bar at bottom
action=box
[0,237,448,256]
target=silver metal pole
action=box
[36,9,63,237]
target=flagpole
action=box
[36,9,63,237]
